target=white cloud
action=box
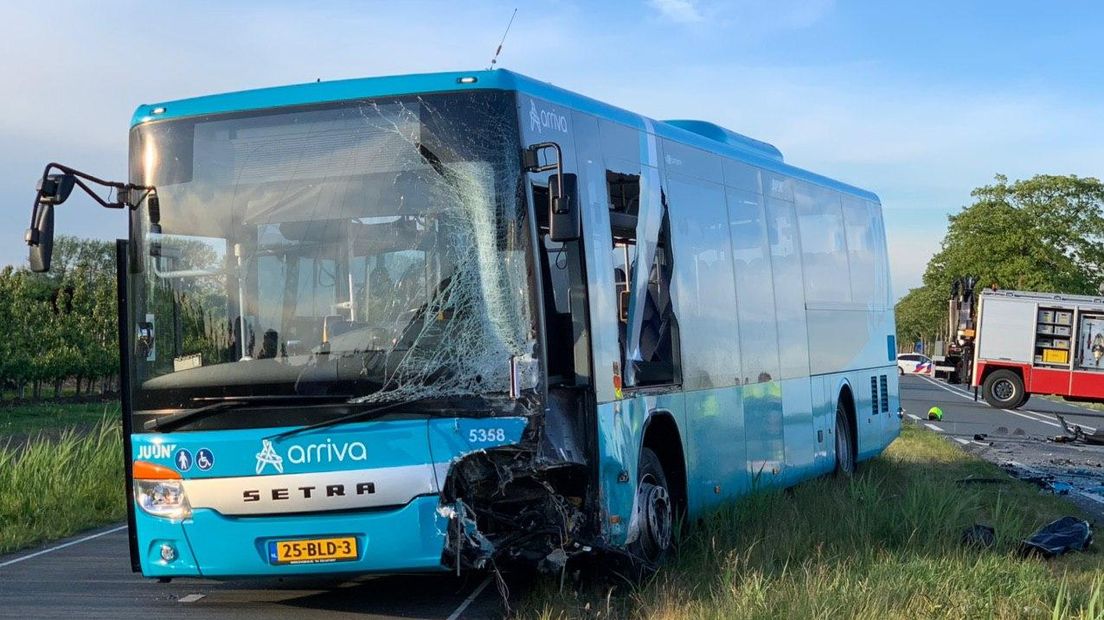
[648,0,704,23]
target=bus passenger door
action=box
[569,113,688,545]
[520,96,592,466]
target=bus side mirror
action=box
[38,173,76,205]
[25,173,74,273]
[549,173,580,242]
[26,203,55,273]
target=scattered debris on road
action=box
[1051,414,1104,446]
[1049,481,1073,495]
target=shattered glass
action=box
[128,92,537,410]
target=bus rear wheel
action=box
[834,403,855,477]
[630,447,673,566]
[982,369,1024,409]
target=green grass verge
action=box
[0,401,121,438]
[0,417,126,555]
[522,425,1104,619]
[1041,395,1104,413]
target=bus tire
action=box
[982,369,1024,409]
[629,447,673,566]
[834,403,856,477]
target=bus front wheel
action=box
[630,447,673,565]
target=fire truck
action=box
[972,289,1104,409]
[933,277,978,384]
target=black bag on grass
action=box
[1019,516,1093,558]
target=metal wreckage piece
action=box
[1051,414,1104,446]
[437,401,597,574]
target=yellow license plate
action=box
[269,536,358,565]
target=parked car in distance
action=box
[897,353,933,376]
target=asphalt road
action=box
[0,526,505,620]
[5,375,1103,619]
[899,374,1104,520]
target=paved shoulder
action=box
[0,525,503,619]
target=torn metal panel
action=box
[624,120,664,387]
[1053,414,1104,445]
[538,389,587,465]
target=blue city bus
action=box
[25,69,900,578]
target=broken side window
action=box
[607,169,678,387]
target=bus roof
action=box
[131,69,879,202]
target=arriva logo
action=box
[255,438,369,474]
[256,439,284,474]
[287,438,368,465]
[529,100,568,135]
[138,443,176,459]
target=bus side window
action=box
[608,170,678,387]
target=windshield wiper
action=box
[144,394,352,432]
[269,397,433,442]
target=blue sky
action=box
[2,0,1102,297]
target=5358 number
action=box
[468,428,507,443]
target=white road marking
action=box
[921,376,976,401]
[178,594,206,603]
[953,438,970,445]
[907,413,921,421]
[1002,409,1062,429]
[1078,489,1104,506]
[925,423,945,432]
[918,376,1098,432]
[446,575,493,620]
[1025,410,1097,433]
[0,525,127,569]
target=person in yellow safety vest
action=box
[927,406,943,421]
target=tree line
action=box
[896,174,1104,348]
[0,237,119,401]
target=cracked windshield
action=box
[128,91,535,410]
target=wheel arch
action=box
[640,410,688,519]
[837,381,858,460]
[978,362,1025,386]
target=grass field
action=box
[522,425,1104,619]
[0,412,125,555]
[0,401,121,438]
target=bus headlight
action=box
[135,480,192,520]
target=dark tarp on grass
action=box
[1019,516,1093,558]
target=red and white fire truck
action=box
[973,289,1104,409]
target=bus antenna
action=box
[487,8,518,70]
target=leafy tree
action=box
[0,237,117,401]
[896,174,1104,345]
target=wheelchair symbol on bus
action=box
[196,448,214,471]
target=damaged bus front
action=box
[27,84,596,578]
